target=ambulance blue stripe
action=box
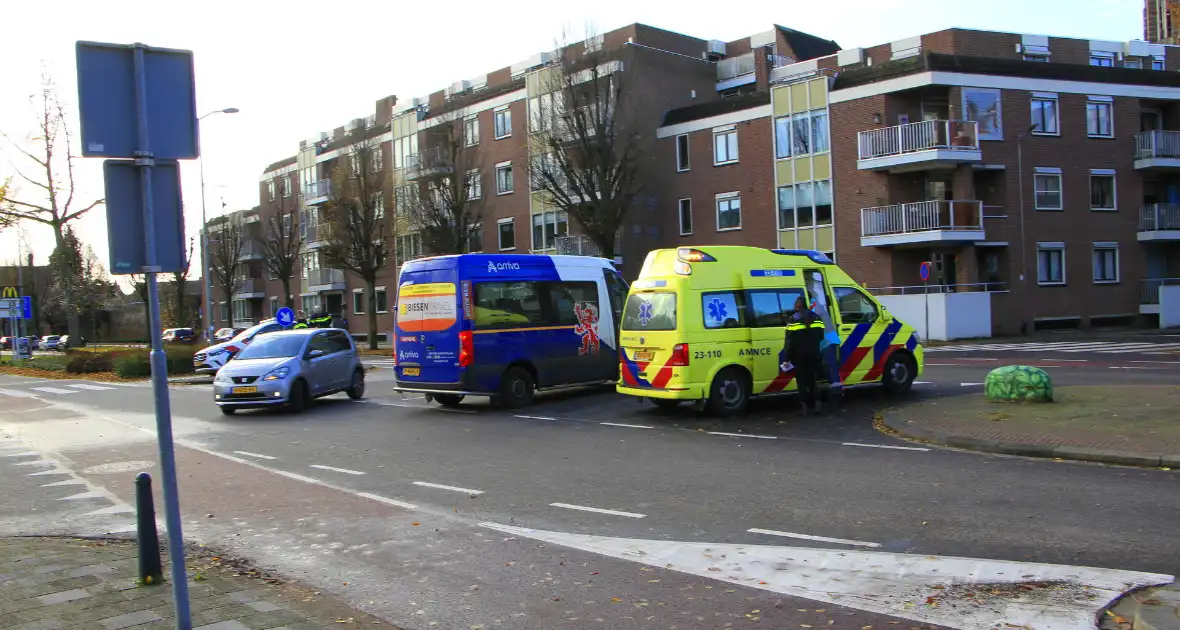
[905,334,918,352]
[839,323,870,364]
[873,319,904,363]
[621,350,652,388]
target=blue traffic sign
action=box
[75,41,199,160]
[0,296,32,319]
[275,307,295,327]
[102,159,186,274]
[919,261,932,282]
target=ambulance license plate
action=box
[402,367,420,377]
[634,350,654,361]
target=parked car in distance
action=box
[213,328,364,415]
[162,328,198,344]
[24,336,40,351]
[194,320,284,374]
[41,335,61,351]
[212,327,245,343]
[0,337,10,350]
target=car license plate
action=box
[634,350,654,361]
[402,367,420,377]
[232,386,258,395]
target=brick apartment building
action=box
[209,20,1180,341]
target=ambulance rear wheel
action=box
[705,368,749,417]
[882,353,916,395]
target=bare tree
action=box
[528,36,640,260]
[209,218,246,316]
[167,238,195,328]
[0,75,105,337]
[260,196,303,310]
[321,137,395,349]
[408,110,484,254]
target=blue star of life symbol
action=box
[638,301,654,326]
[707,298,728,322]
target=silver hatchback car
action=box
[213,328,364,415]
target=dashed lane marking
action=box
[233,451,277,460]
[64,383,117,391]
[413,481,484,495]
[5,451,40,458]
[842,442,931,452]
[0,388,36,398]
[309,464,366,475]
[960,382,985,386]
[356,492,417,510]
[706,431,778,440]
[550,502,646,519]
[514,414,557,421]
[600,422,655,429]
[747,527,882,548]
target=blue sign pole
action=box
[919,262,931,342]
[132,44,192,628]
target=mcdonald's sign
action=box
[0,286,18,299]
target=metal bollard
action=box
[135,472,163,586]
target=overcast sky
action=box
[0,0,1141,275]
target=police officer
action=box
[783,295,826,416]
[293,310,309,329]
[309,309,332,329]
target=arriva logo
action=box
[399,350,420,361]
[487,261,521,273]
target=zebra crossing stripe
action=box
[30,387,77,395]
[64,383,117,391]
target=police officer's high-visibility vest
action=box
[293,320,308,329]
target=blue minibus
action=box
[392,254,629,408]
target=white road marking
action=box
[413,481,484,495]
[0,388,36,398]
[706,431,777,440]
[40,479,85,487]
[747,527,882,548]
[233,450,277,460]
[912,381,933,385]
[356,492,417,510]
[1131,360,1180,364]
[926,363,967,366]
[478,523,1173,630]
[1109,366,1157,370]
[960,382,985,387]
[272,470,324,485]
[83,504,135,516]
[309,464,366,475]
[28,468,70,476]
[64,383,116,391]
[514,414,557,421]
[14,459,54,466]
[58,490,107,501]
[842,442,930,452]
[5,451,40,458]
[1049,358,1090,362]
[30,387,77,395]
[550,502,646,519]
[600,422,655,429]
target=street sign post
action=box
[0,297,32,319]
[919,262,931,342]
[77,40,196,628]
[275,306,295,328]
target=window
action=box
[353,290,365,315]
[496,163,514,194]
[1124,59,1143,69]
[747,289,806,328]
[792,114,811,156]
[371,193,386,219]
[813,180,833,226]
[1089,53,1114,67]
[583,34,603,54]
[466,169,482,200]
[371,148,383,173]
[1153,58,1166,71]
[1086,98,1114,138]
[473,281,545,329]
[774,116,792,159]
[270,297,279,317]
[467,224,483,253]
[498,218,515,250]
[395,184,417,216]
[464,115,480,146]
[622,292,676,331]
[532,211,568,250]
[375,289,388,313]
[395,233,422,267]
[1033,171,1063,210]
[833,287,879,324]
[702,291,744,329]
[1030,94,1059,135]
[529,92,564,134]
[267,180,276,201]
[280,176,292,198]
[810,110,830,154]
[1037,242,1066,285]
[604,271,628,325]
[219,302,229,323]
[716,194,741,231]
[1090,171,1116,211]
[778,180,833,228]
[676,134,690,171]
[713,129,738,165]
[494,107,512,139]
[1092,243,1119,283]
[232,299,250,323]
[548,281,598,325]
[678,198,692,236]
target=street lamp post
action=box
[1016,124,1037,336]
[198,107,239,341]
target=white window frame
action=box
[1089,52,1115,67]
[1091,242,1120,284]
[531,211,568,251]
[466,169,482,200]
[371,147,383,172]
[713,127,739,166]
[497,217,515,251]
[352,288,365,315]
[1033,168,1063,211]
[1153,57,1166,71]
[280,176,292,198]
[464,115,480,147]
[1086,96,1114,138]
[1030,92,1059,136]
[676,134,690,172]
[1089,169,1117,212]
[468,223,483,253]
[494,106,512,139]
[1124,58,1143,69]
[267,180,276,201]
[269,297,279,317]
[715,192,741,232]
[219,301,229,323]
[678,198,692,236]
[495,162,514,195]
[1036,242,1066,286]
[371,193,385,219]
[774,115,792,160]
[375,287,388,314]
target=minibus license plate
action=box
[402,367,420,377]
[232,386,257,395]
[634,350,654,361]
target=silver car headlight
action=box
[214,371,233,384]
[262,366,290,381]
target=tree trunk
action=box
[53,227,81,342]
[366,281,379,350]
[594,231,616,261]
[281,278,294,309]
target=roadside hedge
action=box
[111,349,197,378]
[66,351,114,374]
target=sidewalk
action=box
[0,536,401,629]
[881,385,1180,468]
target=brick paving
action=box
[0,537,401,629]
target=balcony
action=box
[1141,278,1180,324]
[232,278,266,299]
[239,239,265,260]
[1134,131,1180,170]
[857,120,981,172]
[405,147,453,180]
[308,268,346,292]
[305,222,333,249]
[304,179,331,205]
[1139,203,1180,241]
[860,200,985,247]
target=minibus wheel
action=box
[498,366,535,408]
[705,367,749,416]
[434,394,465,408]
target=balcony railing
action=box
[308,268,345,288]
[867,282,1009,296]
[769,53,795,68]
[555,235,600,257]
[1143,278,1180,305]
[304,179,330,203]
[1140,203,1180,231]
[717,53,755,81]
[857,120,979,161]
[861,200,983,237]
[233,278,264,296]
[239,240,264,259]
[1135,130,1180,160]
[405,146,453,179]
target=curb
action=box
[881,412,1180,468]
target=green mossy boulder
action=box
[985,365,1054,402]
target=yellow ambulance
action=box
[616,246,923,415]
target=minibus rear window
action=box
[622,293,676,331]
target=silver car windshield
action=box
[235,336,305,360]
